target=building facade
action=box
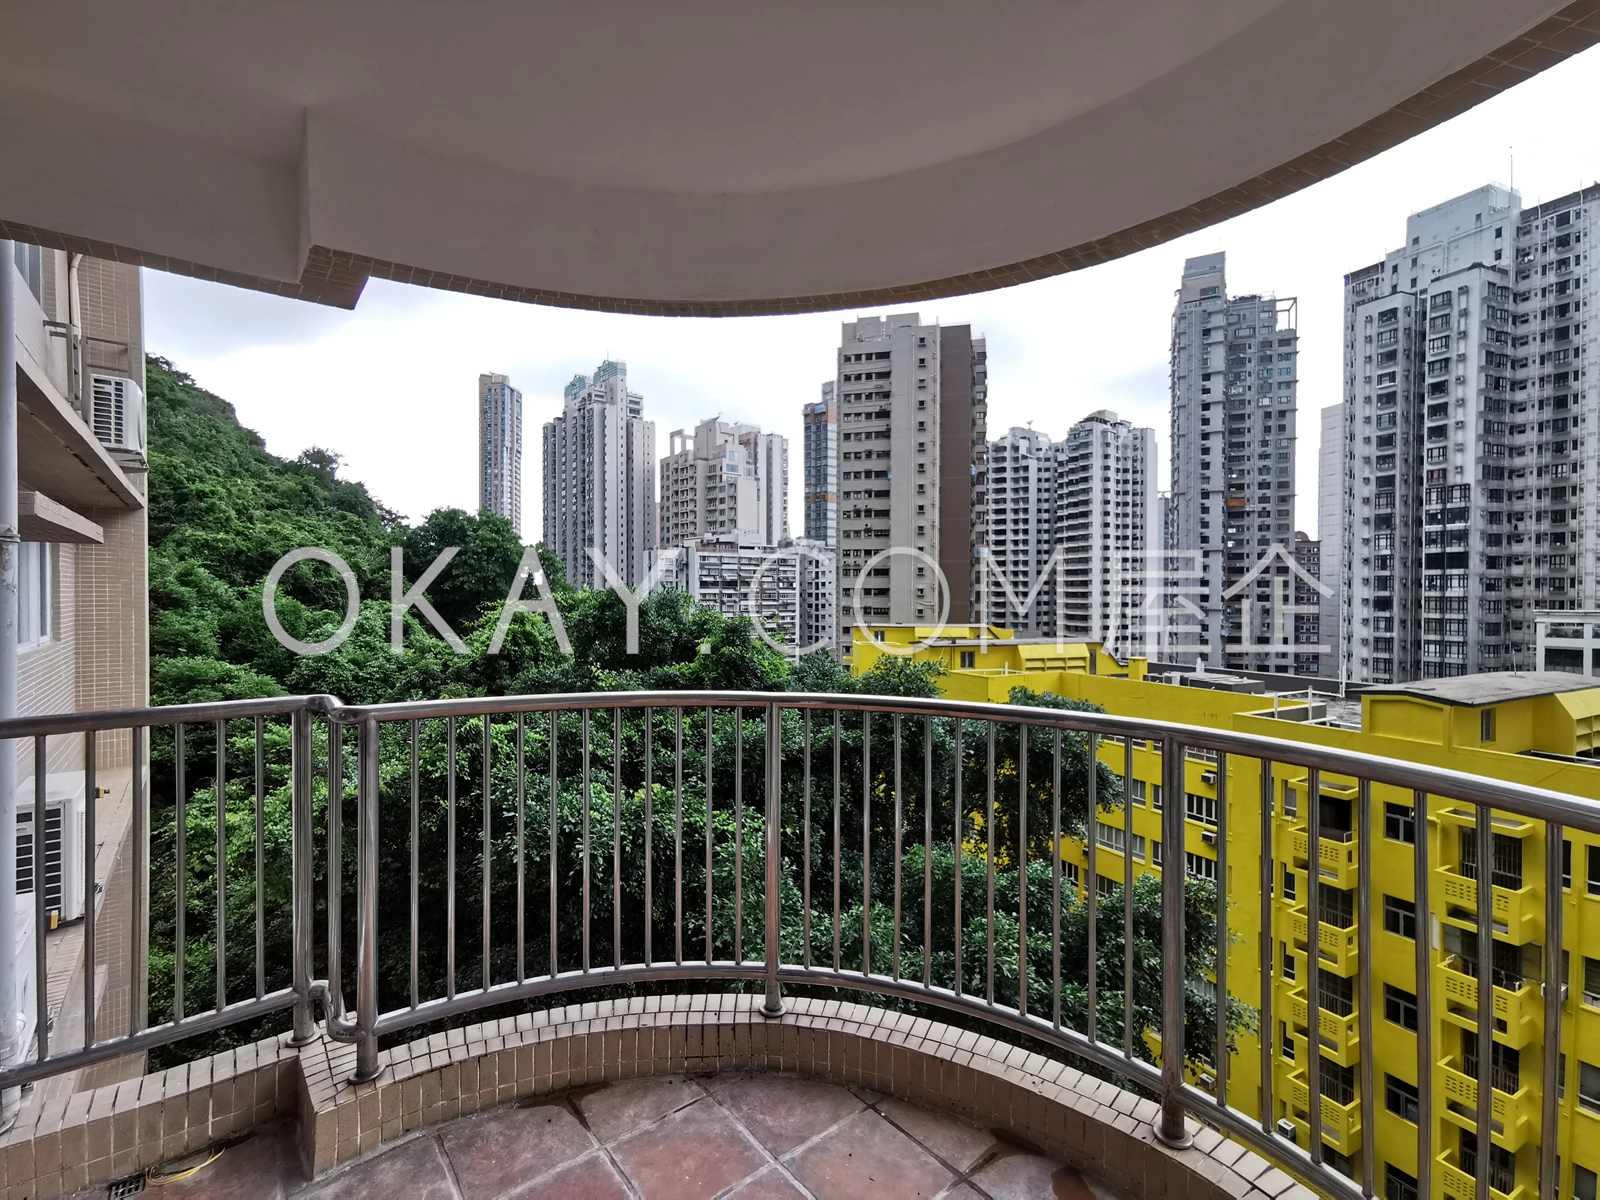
[1535,610,1600,676]
[1339,183,1600,683]
[983,427,1056,636]
[541,359,656,589]
[658,417,787,549]
[653,537,800,651]
[1290,531,1321,675]
[802,384,837,547]
[833,313,986,658]
[1318,402,1346,680]
[477,372,522,534]
[1169,252,1300,671]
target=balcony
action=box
[1285,1073,1361,1157]
[1290,828,1360,888]
[1438,956,1543,1050]
[1439,1057,1538,1152]
[1434,864,1542,945]
[1287,991,1361,1066]
[1289,909,1360,976]
[1438,1157,1529,1200]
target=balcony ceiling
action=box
[0,0,1594,316]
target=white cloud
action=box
[146,47,1600,544]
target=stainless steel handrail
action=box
[0,687,1593,1200]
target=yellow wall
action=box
[853,627,1600,1200]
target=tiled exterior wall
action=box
[71,502,148,772]
[0,994,1318,1200]
[16,544,81,778]
[73,259,142,388]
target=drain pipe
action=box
[0,242,21,1129]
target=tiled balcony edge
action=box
[0,994,1318,1200]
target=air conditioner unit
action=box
[1197,1072,1216,1090]
[90,373,146,457]
[1201,830,1217,846]
[1200,771,1216,785]
[1276,1118,1297,1139]
[16,774,87,925]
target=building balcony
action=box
[1288,909,1360,976]
[1285,1072,1362,1157]
[1289,828,1360,889]
[1438,955,1543,1050]
[1439,1057,1539,1153]
[1437,1156,1528,1200]
[1433,864,1542,946]
[1286,991,1361,1067]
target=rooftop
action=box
[1361,671,1600,706]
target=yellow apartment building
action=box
[854,625,1600,1200]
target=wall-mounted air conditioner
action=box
[16,774,87,925]
[1200,771,1216,785]
[1275,1118,1297,1139]
[90,373,146,457]
[1201,829,1217,846]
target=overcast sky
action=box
[147,47,1600,545]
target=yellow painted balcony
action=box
[1438,1157,1529,1200]
[1288,909,1359,976]
[1286,1074,1361,1157]
[1435,865,1542,944]
[1438,957,1542,1050]
[1290,829,1360,888]
[1438,1059,1537,1153]
[1286,992,1361,1067]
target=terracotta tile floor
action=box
[108,1073,1129,1199]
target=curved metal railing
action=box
[3,689,1597,1200]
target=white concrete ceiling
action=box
[0,1,1591,314]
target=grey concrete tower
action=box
[478,372,522,534]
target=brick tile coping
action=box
[1,995,1318,1200]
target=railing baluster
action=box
[1123,735,1134,1061]
[1051,728,1061,1030]
[1307,766,1324,1166]
[175,722,186,1023]
[581,709,590,974]
[131,723,149,1035]
[483,714,493,992]
[1355,778,1375,1198]
[1413,789,1433,1200]
[214,719,225,1014]
[1086,732,1098,1042]
[953,718,962,997]
[33,738,47,1061]
[254,716,265,1002]
[674,707,684,967]
[1258,757,1274,1139]
[446,717,455,1000]
[613,707,622,971]
[83,730,96,1048]
[705,707,714,965]
[1473,800,1494,1200]
[734,706,744,966]
[802,710,812,971]
[862,710,871,977]
[1018,724,1027,1018]
[549,711,558,979]
[329,721,344,1016]
[892,712,902,983]
[290,710,314,1044]
[1154,733,1190,1148]
[986,720,994,1007]
[351,716,380,1082]
[761,702,782,1017]
[1539,820,1563,1200]
[833,710,842,975]
[1214,750,1229,1109]
[644,707,653,969]
[516,712,525,985]
[923,714,932,990]
[410,720,419,1008]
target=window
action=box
[1185,853,1217,881]
[1384,803,1416,844]
[1585,957,1600,1008]
[1280,1020,1294,1061]
[1384,985,1419,1031]
[1282,785,1297,819]
[1385,1074,1419,1123]
[1282,943,1295,982]
[1063,861,1080,887]
[1480,708,1495,742]
[1185,792,1218,827]
[1575,1166,1597,1200]
[1282,866,1296,903]
[1563,839,1572,890]
[1150,840,1162,866]
[1589,846,1600,896]
[1096,822,1125,853]
[959,651,975,669]
[1576,1061,1600,1114]
[18,544,50,646]
[1383,894,1416,939]
[1385,1165,1419,1200]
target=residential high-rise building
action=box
[1055,411,1159,658]
[1290,531,1321,675]
[982,427,1056,636]
[1169,252,1299,670]
[1317,402,1345,680]
[477,373,523,534]
[653,537,801,650]
[659,418,787,549]
[1336,183,1600,683]
[795,539,837,656]
[802,385,838,546]
[834,313,986,658]
[541,359,656,589]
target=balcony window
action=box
[1460,1130,1517,1197]
[1384,1074,1419,1123]
[1319,972,1354,1017]
[1384,984,1419,1031]
[1382,894,1416,939]
[1461,1028,1520,1094]
[1385,1164,1419,1200]
[1384,803,1415,844]
[1319,886,1355,930]
[1322,1059,1356,1106]
[1459,829,1524,889]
